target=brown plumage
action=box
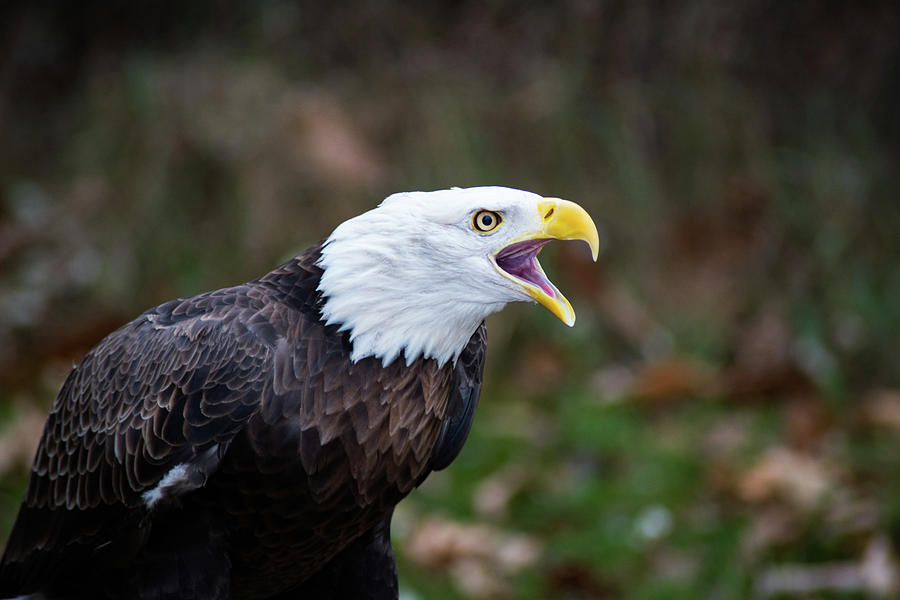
[0,186,599,600]
[0,244,485,600]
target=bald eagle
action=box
[0,186,598,600]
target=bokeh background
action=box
[1,2,899,598]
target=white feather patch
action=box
[317,187,545,367]
[141,463,189,508]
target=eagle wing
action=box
[0,285,277,592]
[1,250,487,598]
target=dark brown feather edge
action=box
[0,242,487,599]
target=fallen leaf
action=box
[449,559,509,598]
[405,517,540,573]
[404,517,541,598]
[738,447,836,510]
[628,357,716,405]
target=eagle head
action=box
[317,186,599,367]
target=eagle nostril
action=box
[544,208,554,220]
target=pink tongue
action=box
[532,267,556,297]
[496,240,556,297]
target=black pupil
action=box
[481,214,493,227]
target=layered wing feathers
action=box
[0,285,278,592]
[0,245,488,598]
[38,290,270,511]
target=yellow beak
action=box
[493,198,600,326]
[537,198,600,262]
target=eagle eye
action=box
[472,210,502,233]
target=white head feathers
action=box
[316,186,550,367]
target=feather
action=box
[0,168,595,600]
[0,242,487,600]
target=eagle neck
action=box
[314,236,500,369]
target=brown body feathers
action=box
[0,244,486,600]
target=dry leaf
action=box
[405,517,541,599]
[405,517,540,573]
[449,559,508,598]
[738,447,836,510]
[628,357,716,405]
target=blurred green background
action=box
[1,2,899,598]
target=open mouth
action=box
[489,197,598,327]
[494,238,556,297]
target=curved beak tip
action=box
[588,234,600,262]
[539,198,600,261]
[501,197,600,327]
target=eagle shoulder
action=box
[0,253,324,593]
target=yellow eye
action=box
[472,210,502,233]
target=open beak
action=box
[492,198,600,326]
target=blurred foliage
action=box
[1,1,899,598]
